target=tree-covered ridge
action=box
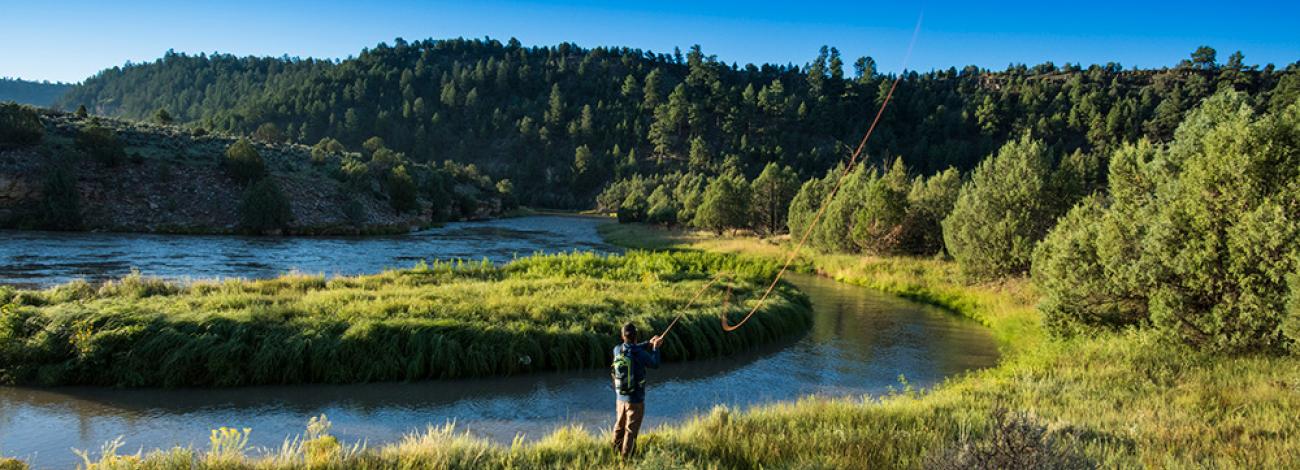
[0,78,73,107]
[58,38,1300,208]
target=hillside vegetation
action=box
[57,40,1300,208]
[0,250,810,387]
[0,104,512,234]
[0,77,72,107]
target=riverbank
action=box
[30,224,1300,468]
[0,250,810,387]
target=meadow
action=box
[0,250,811,387]
[13,224,1299,469]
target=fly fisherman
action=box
[610,322,664,459]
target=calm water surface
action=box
[0,216,998,469]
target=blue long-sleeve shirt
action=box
[614,341,661,403]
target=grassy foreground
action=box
[21,224,1300,469]
[0,250,810,387]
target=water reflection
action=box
[0,216,617,289]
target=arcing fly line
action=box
[660,14,924,338]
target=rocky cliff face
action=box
[1,110,506,234]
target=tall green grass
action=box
[0,251,810,387]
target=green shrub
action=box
[0,102,43,147]
[238,177,292,233]
[617,185,647,223]
[1033,91,1300,353]
[386,165,418,213]
[693,172,750,234]
[943,135,1061,279]
[339,155,371,192]
[902,167,961,255]
[223,138,266,184]
[40,163,81,230]
[75,125,126,166]
[1032,195,1148,336]
[786,169,831,243]
[253,122,283,143]
[645,185,677,225]
[312,137,345,165]
[153,108,173,124]
[850,157,910,254]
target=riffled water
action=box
[0,216,998,469]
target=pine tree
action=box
[750,162,799,236]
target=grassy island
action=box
[0,250,810,387]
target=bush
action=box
[238,178,292,233]
[311,137,345,165]
[75,125,126,166]
[494,179,517,210]
[787,170,831,243]
[925,408,1096,470]
[1033,91,1300,353]
[0,102,43,147]
[693,172,750,234]
[1032,195,1149,336]
[153,108,173,124]
[850,157,910,254]
[253,122,283,143]
[617,185,647,223]
[386,165,418,213]
[339,154,371,192]
[41,163,81,230]
[902,167,961,255]
[645,185,677,224]
[943,135,1061,279]
[786,164,872,253]
[223,138,266,184]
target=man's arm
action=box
[638,338,663,369]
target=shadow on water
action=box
[0,217,997,468]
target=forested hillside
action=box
[58,39,1300,207]
[0,78,73,107]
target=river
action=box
[0,216,998,468]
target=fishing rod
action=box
[659,13,924,338]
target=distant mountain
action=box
[0,78,73,107]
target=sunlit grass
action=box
[0,251,811,387]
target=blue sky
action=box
[2,0,1297,83]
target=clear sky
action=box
[2,0,1297,83]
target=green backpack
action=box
[611,344,641,395]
